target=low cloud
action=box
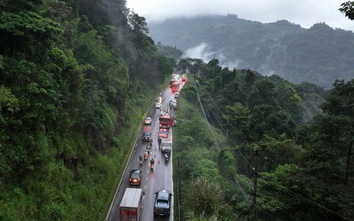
[182,43,243,70]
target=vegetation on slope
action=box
[0,0,174,220]
[173,59,354,220]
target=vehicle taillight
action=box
[137,178,140,182]
[129,178,132,182]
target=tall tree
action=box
[339,1,354,20]
[319,79,354,185]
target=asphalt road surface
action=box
[105,82,182,221]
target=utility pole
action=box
[251,149,259,221]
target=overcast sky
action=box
[126,0,354,31]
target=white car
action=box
[155,102,162,109]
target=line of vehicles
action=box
[118,74,186,221]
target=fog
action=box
[183,43,243,70]
[127,0,353,31]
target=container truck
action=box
[119,188,143,221]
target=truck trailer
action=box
[119,188,143,221]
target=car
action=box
[129,169,142,186]
[155,102,162,109]
[158,128,168,140]
[154,190,172,216]
[174,92,180,98]
[142,132,153,142]
[144,117,152,125]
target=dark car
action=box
[142,132,153,142]
[154,190,172,216]
[174,92,180,98]
[129,169,142,186]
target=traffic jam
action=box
[111,74,187,221]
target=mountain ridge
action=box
[148,14,354,89]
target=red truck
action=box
[170,81,179,92]
[181,74,187,82]
[159,114,175,129]
[120,188,143,221]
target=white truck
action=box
[119,188,144,221]
[161,138,172,153]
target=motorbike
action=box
[150,159,155,170]
[146,142,152,153]
[144,152,148,160]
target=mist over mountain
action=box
[148,14,354,89]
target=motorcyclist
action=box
[139,155,143,162]
[150,158,155,165]
[146,142,152,153]
[144,151,148,160]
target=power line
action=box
[193,81,221,151]
[280,187,352,221]
[194,84,253,205]
[197,86,253,169]
[194,79,353,221]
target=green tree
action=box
[223,102,251,142]
[339,1,354,20]
[312,79,354,185]
[128,11,149,34]
[189,176,223,217]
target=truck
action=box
[169,99,177,110]
[161,138,172,153]
[119,188,143,221]
[155,95,162,109]
[159,114,174,129]
[170,81,179,92]
[159,105,175,129]
[181,74,187,82]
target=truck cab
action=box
[161,138,172,153]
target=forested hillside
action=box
[148,15,354,89]
[0,0,174,220]
[1,0,353,220]
[173,59,354,220]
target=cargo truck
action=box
[119,188,143,221]
[159,114,175,129]
[161,138,172,153]
[170,81,179,92]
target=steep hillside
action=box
[148,14,354,89]
[173,59,354,220]
[0,0,174,220]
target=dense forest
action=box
[0,0,174,220]
[148,15,354,89]
[173,59,354,220]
